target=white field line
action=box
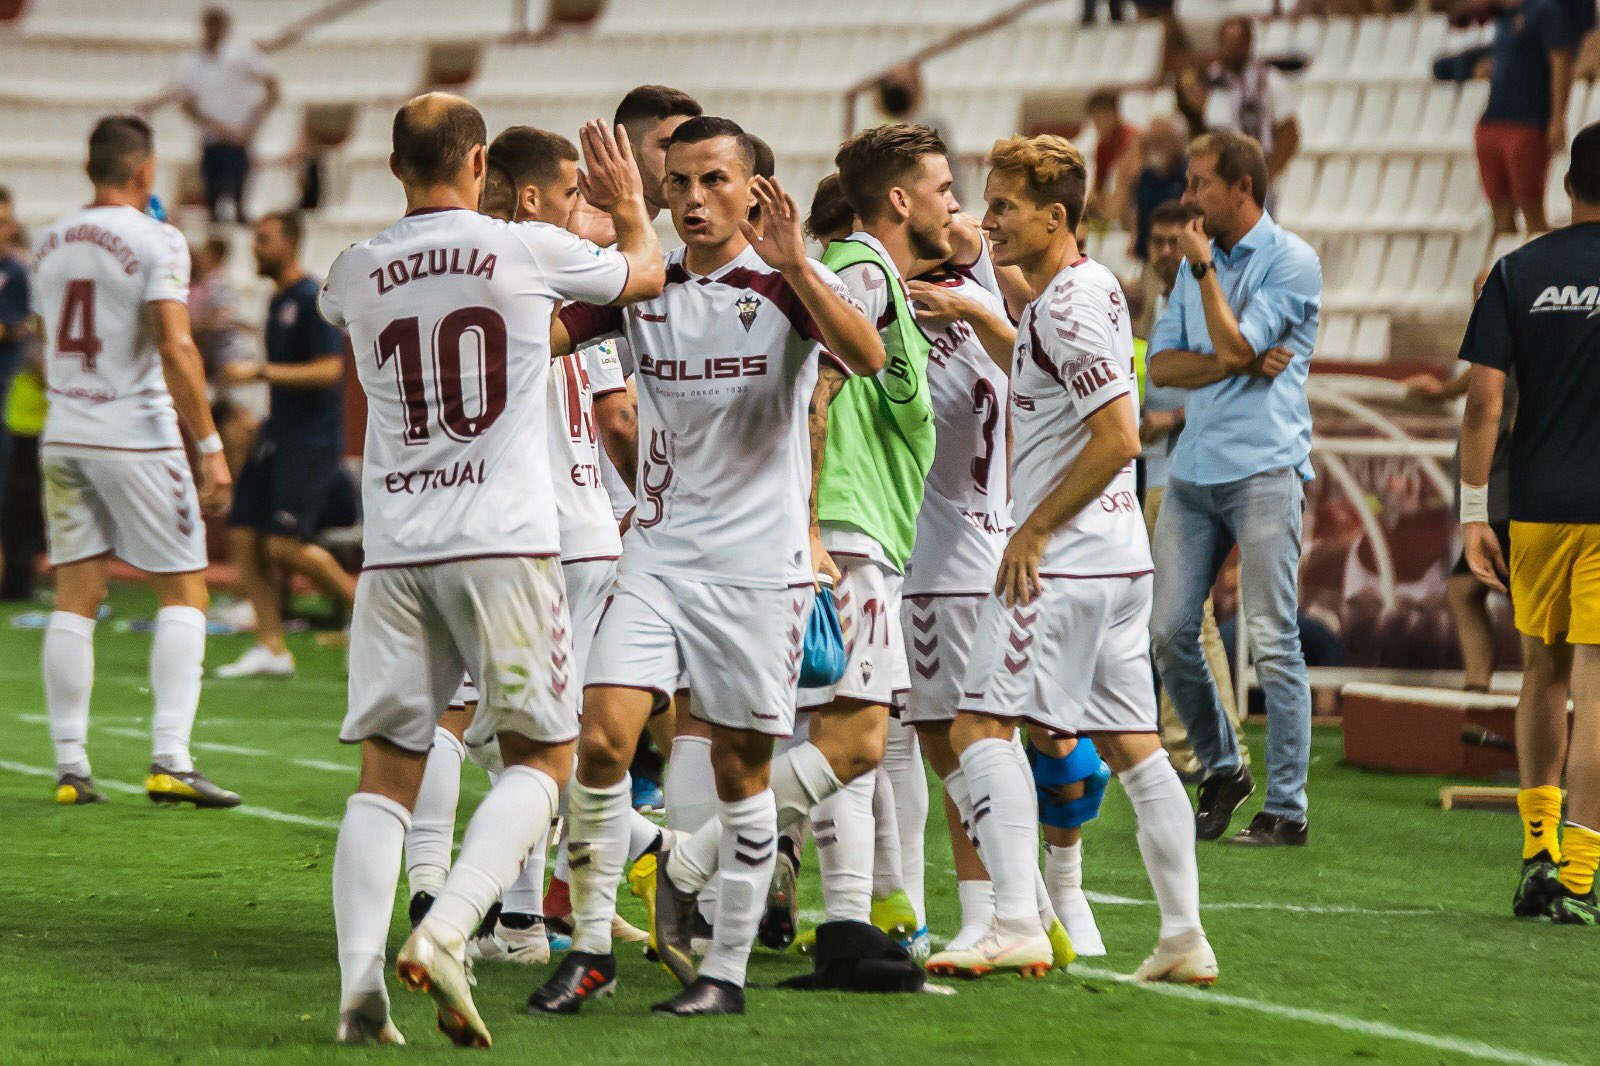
[18,715,355,774]
[1067,965,1575,1066]
[1085,890,1439,918]
[0,759,340,830]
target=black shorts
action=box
[1452,520,1512,578]
[228,438,345,541]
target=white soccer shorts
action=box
[586,569,810,737]
[343,555,579,753]
[900,593,989,725]
[41,447,207,574]
[446,555,617,711]
[959,573,1157,736]
[798,553,908,710]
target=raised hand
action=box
[738,176,807,273]
[576,119,643,213]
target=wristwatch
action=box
[1189,259,1212,280]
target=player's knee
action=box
[264,535,304,567]
[1031,736,1110,830]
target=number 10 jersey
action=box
[320,208,630,569]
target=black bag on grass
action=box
[776,920,925,994]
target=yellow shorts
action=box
[1510,521,1600,645]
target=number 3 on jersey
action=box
[56,279,103,372]
[377,306,507,444]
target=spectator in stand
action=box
[1476,0,1579,233]
[215,212,354,679]
[1205,18,1302,187]
[179,7,280,224]
[188,234,260,473]
[0,188,32,512]
[1137,200,1247,784]
[1084,89,1141,225]
[1083,0,1131,23]
[1147,131,1321,848]
[1121,115,1190,261]
[873,62,954,150]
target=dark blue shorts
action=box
[228,438,348,541]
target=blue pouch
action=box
[800,584,847,688]
[1028,736,1111,829]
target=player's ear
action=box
[520,184,539,224]
[388,152,401,183]
[888,185,911,222]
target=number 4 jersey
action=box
[320,208,629,568]
[32,205,192,451]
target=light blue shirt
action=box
[1148,212,1321,486]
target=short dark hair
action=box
[489,126,579,192]
[1569,121,1600,203]
[0,185,11,207]
[259,210,302,247]
[834,123,948,220]
[986,135,1089,231]
[480,163,516,220]
[1086,88,1121,115]
[1189,130,1269,207]
[749,134,776,179]
[392,95,486,188]
[614,85,702,136]
[1149,199,1199,228]
[87,114,154,186]
[667,116,757,174]
[806,173,854,242]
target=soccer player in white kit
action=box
[321,94,663,1048]
[939,136,1214,982]
[31,115,238,809]
[527,117,884,1019]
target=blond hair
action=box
[986,135,1088,229]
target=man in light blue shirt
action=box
[1147,130,1321,847]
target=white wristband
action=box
[196,433,224,456]
[1460,482,1489,525]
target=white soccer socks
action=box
[427,765,559,942]
[44,611,95,776]
[814,773,876,924]
[870,765,905,901]
[698,790,778,986]
[951,879,996,951]
[1044,841,1106,956]
[667,741,842,894]
[665,735,717,833]
[1119,748,1203,939]
[149,605,206,772]
[883,721,929,926]
[404,726,466,898]
[957,737,1044,936]
[334,792,410,1015]
[565,775,633,955]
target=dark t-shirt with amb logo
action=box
[1459,221,1600,523]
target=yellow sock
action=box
[1558,823,1600,896]
[1517,786,1564,862]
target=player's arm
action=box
[595,384,638,488]
[259,353,344,389]
[576,120,664,305]
[743,176,884,375]
[996,394,1141,607]
[1457,264,1514,591]
[147,300,231,513]
[1140,406,1183,444]
[906,279,1017,372]
[808,364,847,584]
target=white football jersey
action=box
[32,205,191,451]
[550,338,625,562]
[596,336,636,521]
[562,244,849,590]
[904,270,1012,596]
[320,208,628,568]
[1010,256,1150,578]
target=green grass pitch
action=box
[1,586,1595,1065]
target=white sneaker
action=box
[215,644,294,679]
[1132,928,1218,985]
[466,917,551,966]
[1059,897,1107,957]
[211,598,257,632]
[396,921,491,1048]
[927,923,1051,978]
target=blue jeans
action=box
[1150,467,1312,820]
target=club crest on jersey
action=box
[736,293,760,331]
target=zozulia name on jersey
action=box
[370,247,499,294]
